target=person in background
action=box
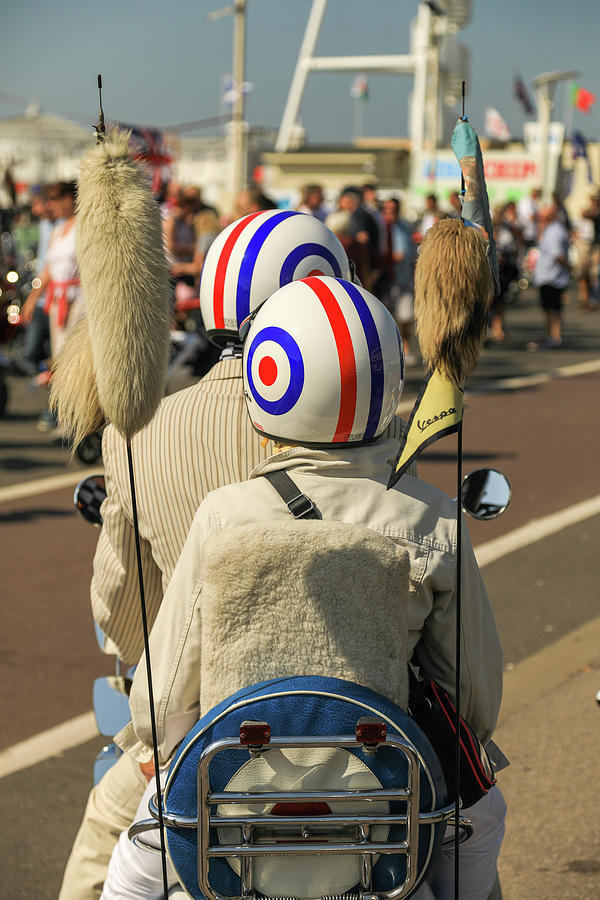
[159,179,180,220]
[490,205,519,342]
[296,183,327,221]
[381,196,416,364]
[516,187,541,249]
[528,204,570,351]
[11,204,39,260]
[170,207,221,290]
[325,209,370,286]
[22,181,83,428]
[447,190,463,218]
[0,165,16,233]
[419,193,441,236]
[580,190,600,309]
[12,185,58,375]
[362,183,386,242]
[163,192,197,289]
[338,186,381,290]
[235,187,278,218]
[552,190,572,234]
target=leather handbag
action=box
[408,666,496,809]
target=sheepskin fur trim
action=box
[50,317,104,446]
[52,129,171,444]
[200,520,411,713]
[414,217,493,388]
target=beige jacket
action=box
[120,438,502,764]
[91,357,411,664]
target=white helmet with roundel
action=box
[243,276,404,446]
[199,210,351,345]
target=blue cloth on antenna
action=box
[451,119,500,293]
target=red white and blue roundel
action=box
[243,276,404,445]
[199,211,351,341]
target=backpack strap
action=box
[262,470,321,520]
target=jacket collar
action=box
[249,438,400,483]
[202,356,243,382]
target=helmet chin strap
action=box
[220,342,244,360]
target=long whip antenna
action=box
[454,79,467,900]
[460,81,466,201]
[454,425,463,899]
[92,76,169,898]
[127,442,170,897]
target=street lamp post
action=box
[207,0,248,213]
[231,0,248,201]
[531,70,579,203]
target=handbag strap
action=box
[262,470,321,520]
[407,665,433,718]
[263,469,430,723]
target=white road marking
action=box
[0,712,99,779]
[475,495,600,568]
[396,358,600,411]
[0,470,103,504]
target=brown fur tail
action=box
[414,218,493,388]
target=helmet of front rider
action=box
[199,210,351,347]
[242,275,404,447]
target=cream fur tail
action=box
[51,129,171,444]
[50,318,103,446]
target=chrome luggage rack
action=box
[130,718,459,900]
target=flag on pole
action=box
[388,369,464,488]
[484,107,511,142]
[514,75,535,115]
[222,73,254,108]
[116,123,173,196]
[571,83,596,114]
[350,74,369,101]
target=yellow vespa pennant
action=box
[388,368,464,489]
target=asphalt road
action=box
[0,287,598,898]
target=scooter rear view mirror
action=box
[73,474,107,526]
[461,468,511,521]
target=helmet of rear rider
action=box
[242,276,404,447]
[199,210,351,346]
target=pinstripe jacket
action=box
[91,357,412,665]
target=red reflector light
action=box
[270,802,332,817]
[239,721,271,745]
[356,718,387,744]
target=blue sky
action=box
[2,0,599,143]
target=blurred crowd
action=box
[1,176,599,425]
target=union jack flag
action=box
[115,122,173,195]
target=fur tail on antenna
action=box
[51,128,171,445]
[414,217,493,389]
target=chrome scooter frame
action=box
[131,727,459,900]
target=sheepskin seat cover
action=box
[199,519,411,714]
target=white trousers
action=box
[427,786,507,900]
[59,751,147,899]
